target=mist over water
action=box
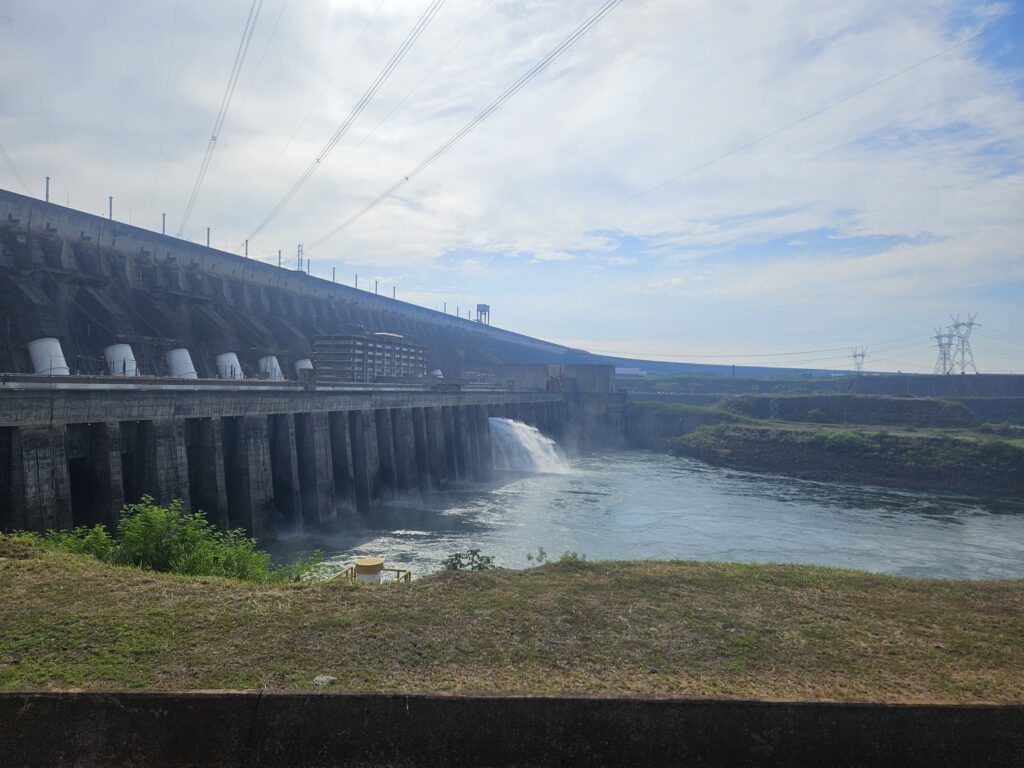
[269,423,1024,581]
[489,417,569,474]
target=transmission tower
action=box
[931,327,955,375]
[949,313,979,374]
[851,346,868,374]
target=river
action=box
[270,442,1024,580]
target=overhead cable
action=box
[241,0,387,201]
[178,0,265,236]
[307,0,625,251]
[315,2,497,186]
[244,0,446,245]
[0,141,30,195]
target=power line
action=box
[986,326,1024,343]
[307,0,625,251]
[149,0,180,210]
[551,24,992,239]
[314,1,497,189]
[244,0,446,246]
[217,0,291,165]
[178,0,265,236]
[239,0,387,201]
[0,141,30,194]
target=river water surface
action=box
[270,449,1024,580]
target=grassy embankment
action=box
[1,536,1022,701]
[626,396,1024,495]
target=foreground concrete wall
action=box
[0,692,1020,768]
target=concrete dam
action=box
[0,189,610,378]
[0,188,623,540]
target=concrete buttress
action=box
[374,409,397,500]
[269,415,303,531]
[90,421,125,529]
[10,424,72,532]
[349,410,381,513]
[454,406,475,480]
[412,408,431,493]
[186,418,229,530]
[328,412,357,518]
[295,412,336,528]
[152,419,191,512]
[426,406,448,490]
[223,416,276,540]
[391,408,419,498]
[441,406,459,483]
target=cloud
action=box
[0,0,1021,370]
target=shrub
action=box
[32,525,118,562]
[525,547,588,565]
[18,496,319,583]
[525,547,549,565]
[558,551,587,563]
[441,549,496,571]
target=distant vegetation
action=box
[672,423,1024,496]
[11,497,322,583]
[624,382,1023,495]
[717,394,977,427]
[648,374,838,396]
[624,400,744,448]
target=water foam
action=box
[488,417,570,474]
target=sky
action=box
[1,0,1022,372]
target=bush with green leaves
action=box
[441,549,495,571]
[526,547,588,565]
[15,496,320,583]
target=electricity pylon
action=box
[932,327,955,375]
[949,313,979,374]
[851,346,868,374]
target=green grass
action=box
[1,537,1022,701]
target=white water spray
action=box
[488,417,570,474]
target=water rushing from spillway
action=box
[269,450,1024,581]
[488,417,569,474]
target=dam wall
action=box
[0,381,567,540]
[0,188,601,379]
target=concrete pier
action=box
[187,418,229,530]
[269,415,303,530]
[349,409,382,514]
[328,412,357,519]
[223,416,275,540]
[11,424,72,531]
[295,412,336,528]
[153,419,191,512]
